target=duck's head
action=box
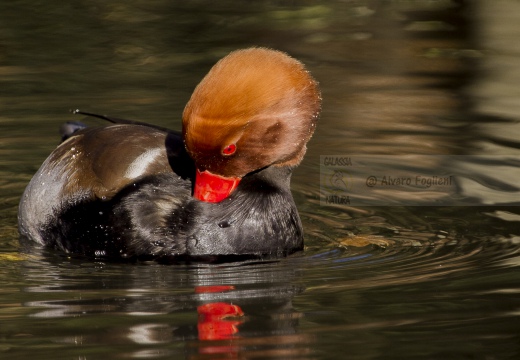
[182,47,321,202]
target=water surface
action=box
[1,1,520,359]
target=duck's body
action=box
[18,48,320,262]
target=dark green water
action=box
[1,1,520,359]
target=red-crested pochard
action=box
[18,47,321,262]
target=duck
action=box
[18,47,321,262]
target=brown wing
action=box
[51,124,171,201]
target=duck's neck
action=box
[188,164,303,259]
[241,165,294,194]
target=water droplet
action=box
[94,250,106,257]
[218,220,231,228]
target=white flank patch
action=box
[125,148,163,179]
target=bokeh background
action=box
[1,1,520,359]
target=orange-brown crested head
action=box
[182,47,321,178]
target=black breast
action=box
[35,165,303,263]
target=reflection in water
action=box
[195,286,244,358]
[16,234,520,359]
[19,252,309,358]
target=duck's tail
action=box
[60,121,87,142]
[70,109,175,134]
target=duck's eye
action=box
[222,143,237,156]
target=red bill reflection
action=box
[195,285,244,344]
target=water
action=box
[1,1,520,359]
